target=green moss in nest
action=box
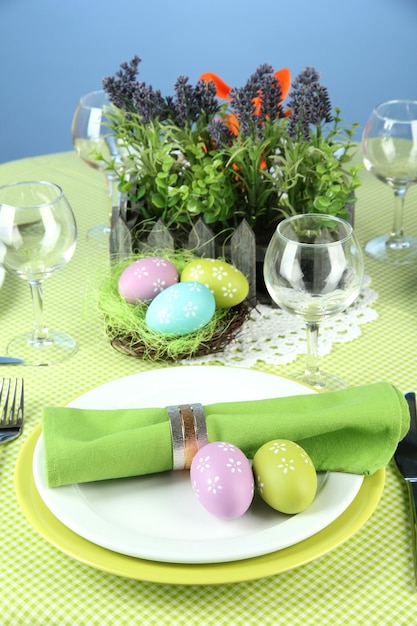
[97,249,250,361]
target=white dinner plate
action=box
[33,366,363,564]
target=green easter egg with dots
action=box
[253,439,317,514]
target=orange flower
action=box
[199,72,232,100]
[273,68,291,103]
[200,68,291,103]
[200,67,291,136]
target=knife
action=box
[0,356,24,364]
[394,391,417,583]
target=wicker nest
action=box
[97,250,251,362]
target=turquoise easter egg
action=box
[181,258,249,308]
[145,281,215,336]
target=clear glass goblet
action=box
[0,181,78,366]
[71,89,122,248]
[361,99,417,264]
[263,214,364,390]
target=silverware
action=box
[0,357,24,365]
[394,391,417,583]
[0,378,24,444]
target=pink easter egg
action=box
[118,257,179,304]
[190,442,254,519]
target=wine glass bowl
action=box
[361,99,417,264]
[264,214,364,390]
[0,181,78,366]
[71,89,121,247]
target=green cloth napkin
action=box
[42,382,409,487]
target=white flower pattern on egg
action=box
[256,475,264,494]
[299,451,314,465]
[155,308,172,324]
[217,442,236,453]
[277,458,296,474]
[188,264,205,280]
[226,458,243,473]
[269,441,314,469]
[196,455,211,472]
[133,265,149,279]
[152,278,166,293]
[187,283,203,293]
[207,476,222,495]
[212,265,228,280]
[221,283,238,299]
[192,480,201,499]
[269,441,287,454]
[165,288,180,302]
[151,258,169,267]
[182,301,199,318]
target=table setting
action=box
[1,56,417,625]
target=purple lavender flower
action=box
[229,64,285,138]
[229,86,255,137]
[257,72,284,125]
[244,63,275,95]
[131,83,165,124]
[103,57,219,128]
[207,118,234,148]
[102,55,141,112]
[287,67,333,140]
[291,66,320,87]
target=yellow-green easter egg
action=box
[253,439,317,514]
[180,258,249,308]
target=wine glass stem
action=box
[305,322,321,384]
[106,175,119,224]
[388,187,407,249]
[29,280,49,343]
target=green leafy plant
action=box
[100,57,361,241]
[271,108,362,220]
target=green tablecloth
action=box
[1,151,417,625]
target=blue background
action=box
[1,0,416,163]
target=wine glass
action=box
[361,99,417,264]
[0,181,78,366]
[71,89,122,248]
[263,214,364,390]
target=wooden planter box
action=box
[110,207,262,303]
[109,199,355,306]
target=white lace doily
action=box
[191,275,378,367]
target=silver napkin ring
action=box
[166,403,208,470]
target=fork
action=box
[0,378,24,444]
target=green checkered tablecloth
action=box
[1,151,417,625]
